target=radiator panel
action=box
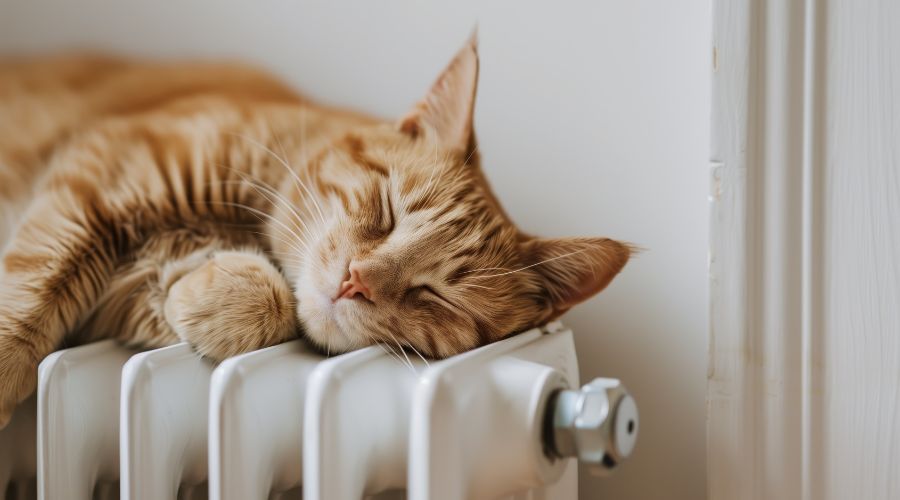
[303,345,423,500]
[208,340,318,500]
[120,343,213,499]
[4,324,601,500]
[37,340,135,500]
[409,323,578,500]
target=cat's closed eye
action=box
[410,284,455,307]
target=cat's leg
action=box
[81,243,297,361]
[75,246,215,350]
[0,194,123,427]
[1,204,295,426]
[162,249,298,361]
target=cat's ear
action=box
[522,237,632,317]
[399,30,479,155]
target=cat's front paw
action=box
[0,334,39,429]
[163,251,297,361]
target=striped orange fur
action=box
[0,34,630,428]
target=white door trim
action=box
[708,1,823,498]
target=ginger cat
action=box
[0,34,631,428]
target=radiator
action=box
[0,321,638,500]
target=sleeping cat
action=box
[0,33,631,428]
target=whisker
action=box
[421,125,441,202]
[406,342,430,368]
[217,173,303,220]
[205,200,313,256]
[215,172,315,245]
[457,283,494,291]
[379,342,407,368]
[249,231,309,258]
[463,143,480,166]
[266,253,306,267]
[358,330,395,363]
[298,108,319,217]
[412,124,455,210]
[229,132,328,228]
[421,158,453,208]
[266,250,309,265]
[387,331,416,373]
[267,256,305,272]
[207,219,313,265]
[271,128,328,241]
[369,333,412,373]
[457,267,511,274]
[240,210,310,255]
[470,249,590,279]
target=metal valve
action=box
[546,378,638,475]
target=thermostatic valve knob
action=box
[548,378,638,475]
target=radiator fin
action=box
[1,324,579,499]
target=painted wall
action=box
[0,1,710,498]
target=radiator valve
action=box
[548,378,638,475]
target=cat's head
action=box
[282,33,631,358]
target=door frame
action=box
[708,0,824,498]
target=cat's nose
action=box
[337,264,373,302]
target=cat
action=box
[0,33,631,428]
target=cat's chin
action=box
[296,289,371,354]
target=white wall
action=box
[0,1,710,498]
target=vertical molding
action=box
[709,1,819,498]
[799,0,824,498]
[708,0,755,497]
[713,0,900,498]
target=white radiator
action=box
[0,322,638,500]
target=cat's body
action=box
[0,36,631,428]
[0,55,369,352]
